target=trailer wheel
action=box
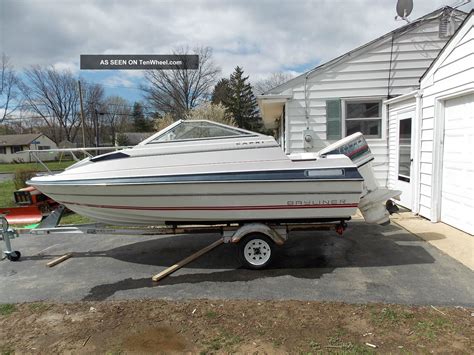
[6,251,21,262]
[239,234,274,270]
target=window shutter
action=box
[326,99,342,140]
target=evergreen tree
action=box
[222,67,263,132]
[132,102,153,132]
[211,78,231,105]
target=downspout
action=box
[304,73,311,130]
[386,34,395,99]
[304,67,319,129]
[284,104,289,154]
[413,90,423,214]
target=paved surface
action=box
[1,221,473,305]
[392,212,474,270]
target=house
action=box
[0,133,58,163]
[385,11,473,234]
[257,6,468,186]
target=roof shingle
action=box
[0,133,43,147]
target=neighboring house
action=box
[257,6,468,185]
[0,133,58,163]
[385,11,473,234]
[116,132,154,146]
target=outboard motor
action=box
[318,133,401,225]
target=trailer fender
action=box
[229,223,287,246]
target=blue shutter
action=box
[326,99,342,140]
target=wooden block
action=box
[152,239,224,282]
[46,253,73,267]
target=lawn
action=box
[0,180,15,208]
[0,300,472,353]
[0,160,75,173]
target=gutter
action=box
[383,90,418,105]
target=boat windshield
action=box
[149,120,253,143]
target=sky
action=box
[1,0,472,103]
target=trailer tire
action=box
[239,233,274,270]
[6,250,21,262]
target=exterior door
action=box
[440,94,474,234]
[395,111,414,209]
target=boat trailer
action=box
[1,212,349,281]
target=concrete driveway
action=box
[1,221,473,305]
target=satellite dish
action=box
[396,0,413,18]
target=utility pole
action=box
[94,109,100,148]
[78,80,86,148]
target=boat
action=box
[27,120,400,226]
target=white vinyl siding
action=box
[387,97,417,190]
[282,15,463,186]
[418,18,473,221]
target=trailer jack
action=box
[1,216,21,261]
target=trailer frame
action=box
[1,213,349,272]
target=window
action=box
[0,147,6,154]
[150,120,253,143]
[398,118,412,182]
[38,146,51,150]
[11,145,23,153]
[345,101,382,138]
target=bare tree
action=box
[142,47,220,118]
[253,72,294,95]
[20,66,81,143]
[83,82,105,146]
[0,54,21,123]
[102,96,131,145]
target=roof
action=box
[0,133,43,147]
[420,10,474,82]
[265,6,467,95]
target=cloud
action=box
[102,74,136,88]
[1,0,472,86]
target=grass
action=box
[371,307,414,325]
[414,317,452,340]
[0,160,75,174]
[59,213,93,225]
[202,332,242,353]
[0,180,15,208]
[0,344,14,355]
[28,303,50,313]
[205,311,218,319]
[0,304,16,316]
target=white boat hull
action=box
[35,180,362,225]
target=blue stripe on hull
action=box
[30,168,363,186]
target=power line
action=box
[12,101,157,112]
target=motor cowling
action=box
[318,133,401,225]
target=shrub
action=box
[13,168,39,189]
[116,133,130,146]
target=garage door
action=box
[441,94,474,235]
